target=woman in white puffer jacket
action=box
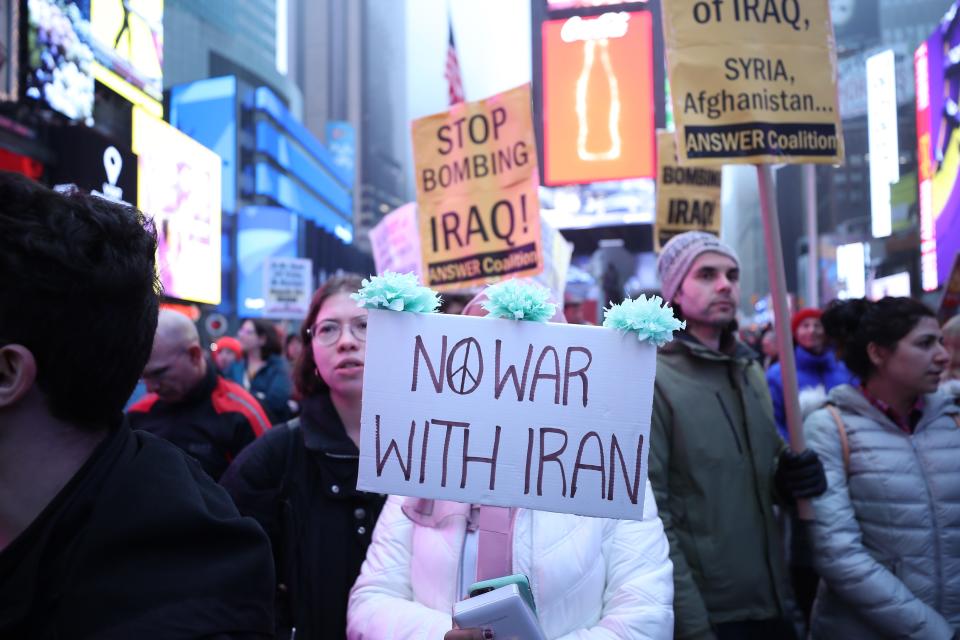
[346,290,674,640]
[347,487,674,640]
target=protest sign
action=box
[357,310,656,520]
[533,216,573,301]
[654,130,722,251]
[662,0,844,165]
[369,203,423,279]
[263,257,313,319]
[412,84,543,291]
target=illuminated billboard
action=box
[132,107,222,305]
[916,4,960,291]
[546,0,646,9]
[1,0,18,102]
[25,0,95,122]
[170,75,238,213]
[89,0,163,101]
[541,10,655,186]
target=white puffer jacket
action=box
[347,481,674,639]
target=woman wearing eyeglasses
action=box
[221,274,385,640]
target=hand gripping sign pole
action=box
[757,164,812,520]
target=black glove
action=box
[776,449,827,500]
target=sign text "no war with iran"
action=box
[357,311,657,520]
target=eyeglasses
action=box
[308,316,367,346]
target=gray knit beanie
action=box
[657,231,739,302]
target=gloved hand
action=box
[775,448,827,501]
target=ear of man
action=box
[0,345,38,409]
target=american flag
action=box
[445,20,465,105]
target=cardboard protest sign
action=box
[662,0,844,165]
[655,130,722,251]
[412,84,543,291]
[369,203,423,279]
[263,257,313,320]
[534,216,574,301]
[357,310,656,520]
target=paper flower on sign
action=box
[481,279,557,322]
[603,295,686,347]
[351,272,441,313]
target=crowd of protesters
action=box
[2,173,959,639]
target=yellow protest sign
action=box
[654,130,722,251]
[662,0,844,166]
[412,84,542,290]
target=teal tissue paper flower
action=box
[602,295,686,347]
[481,280,557,322]
[351,272,441,313]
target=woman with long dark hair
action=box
[803,297,959,639]
[222,274,385,639]
[238,317,293,423]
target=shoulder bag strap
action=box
[825,404,850,476]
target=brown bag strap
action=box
[826,404,850,476]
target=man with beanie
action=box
[649,231,827,640]
[213,335,246,384]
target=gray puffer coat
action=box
[803,384,960,639]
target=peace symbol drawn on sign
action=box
[445,337,483,395]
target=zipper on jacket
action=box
[715,392,744,454]
[909,437,943,612]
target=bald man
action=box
[128,310,271,479]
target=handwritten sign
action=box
[412,84,543,291]
[654,130,722,251]
[662,0,844,165]
[357,310,656,520]
[263,257,313,319]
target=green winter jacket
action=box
[649,333,790,639]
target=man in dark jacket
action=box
[649,231,827,640]
[0,173,275,638]
[130,309,271,480]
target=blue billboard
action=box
[169,75,238,213]
[237,205,299,317]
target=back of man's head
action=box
[0,172,160,429]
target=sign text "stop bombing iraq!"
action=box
[412,84,543,291]
[357,311,657,520]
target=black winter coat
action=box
[0,420,275,639]
[221,394,386,640]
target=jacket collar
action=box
[662,330,755,363]
[299,394,358,457]
[826,384,959,434]
[795,346,834,370]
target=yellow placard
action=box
[655,130,722,251]
[662,0,844,166]
[412,84,543,290]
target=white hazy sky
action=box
[405,0,532,122]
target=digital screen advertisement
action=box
[916,2,960,292]
[132,106,222,305]
[237,205,299,318]
[89,0,163,101]
[541,10,655,186]
[170,75,238,213]
[1,0,19,102]
[25,0,95,122]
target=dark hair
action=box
[821,297,936,381]
[243,318,282,359]
[294,273,366,397]
[285,333,302,348]
[0,173,160,429]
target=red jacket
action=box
[129,366,270,480]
